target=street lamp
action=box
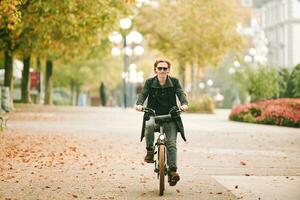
[108,18,132,108]
[233,60,240,68]
[229,67,236,74]
[109,17,144,108]
[206,79,214,87]
[198,82,205,90]
[119,18,132,30]
[244,55,253,63]
[120,18,132,108]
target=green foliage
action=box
[232,64,281,102]
[53,54,124,97]
[278,68,290,98]
[285,64,300,98]
[243,113,256,123]
[187,95,214,113]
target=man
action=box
[135,59,188,186]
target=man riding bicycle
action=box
[135,59,188,186]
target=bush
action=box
[243,113,256,123]
[285,64,300,98]
[229,98,300,127]
[187,95,214,113]
[232,64,282,102]
[278,68,290,98]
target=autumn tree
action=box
[26,0,129,104]
[0,0,23,106]
[1,0,129,105]
[136,0,246,97]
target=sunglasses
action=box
[157,67,169,71]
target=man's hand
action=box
[135,105,143,112]
[180,104,188,112]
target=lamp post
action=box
[120,18,132,108]
[109,18,132,108]
[109,18,144,108]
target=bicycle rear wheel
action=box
[159,145,165,196]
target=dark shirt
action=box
[155,87,171,115]
[136,76,188,115]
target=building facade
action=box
[252,0,300,68]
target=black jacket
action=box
[136,75,188,142]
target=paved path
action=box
[0,106,299,199]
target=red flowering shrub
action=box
[229,98,300,127]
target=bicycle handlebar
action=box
[142,106,181,116]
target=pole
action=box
[123,35,129,108]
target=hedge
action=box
[229,98,300,127]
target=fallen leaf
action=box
[69,147,77,152]
[235,185,238,189]
[176,189,180,193]
[72,194,78,198]
[216,192,222,194]
[240,161,246,166]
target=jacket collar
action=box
[151,75,174,88]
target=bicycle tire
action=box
[159,144,165,196]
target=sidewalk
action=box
[0,105,299,199]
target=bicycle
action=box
[142,106,181,196]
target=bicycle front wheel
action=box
[159,144,165,196]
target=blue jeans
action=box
[145,116,178,171]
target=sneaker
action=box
[169,171,180,186]
[144,150,154,163]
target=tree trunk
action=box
[195,66,200,97]
[44,59,53,105]
[100,82,107,106]
[70,79,76,106]
[4,50,14,109]
[75,84,80,106]
[190,62,196,99]
[178,61,186,89]
[36,57,42,104]
[21,55,31,103]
